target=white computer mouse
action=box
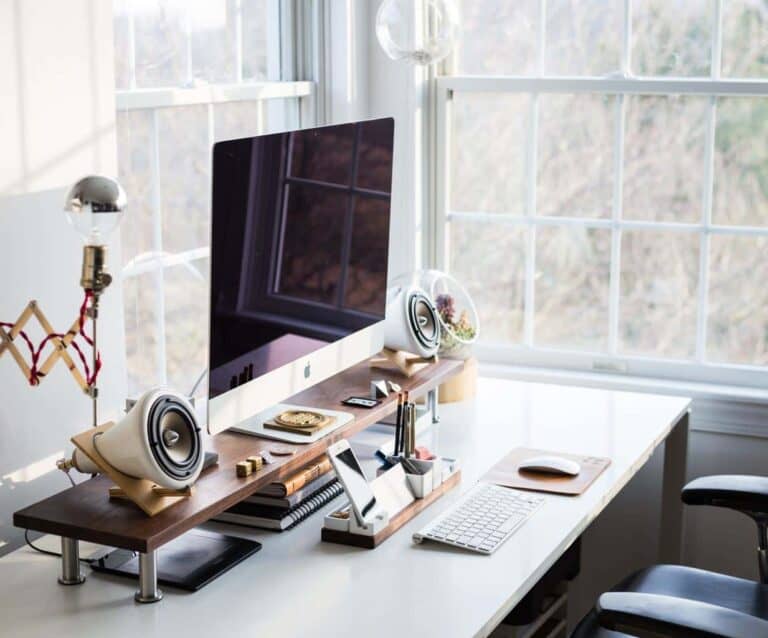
[518,455,581,477]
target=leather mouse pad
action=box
[482,447,611,496]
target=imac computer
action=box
[207,117,395,435]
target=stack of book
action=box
[215,456,342,531]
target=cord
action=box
[188,367,207,398]
[24,529,95,564]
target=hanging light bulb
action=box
[64,175,126,245]
[64,175,127,294]
[375,0,459,66]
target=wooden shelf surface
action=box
[14,357,463,553]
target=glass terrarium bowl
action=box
[392,270,479,359]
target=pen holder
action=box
[403,459,436,498]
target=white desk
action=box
[0,377,690,638]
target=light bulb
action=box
[376,0,459,66]
[64,175,127,245]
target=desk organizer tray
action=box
[321,465,461,549]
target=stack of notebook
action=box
[215,456,342,531]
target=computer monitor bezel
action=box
[206,117,395,436]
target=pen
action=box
[394,392,403,455]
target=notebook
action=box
[244,471,337,509]
[215,480,343,531]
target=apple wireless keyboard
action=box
[413,482,545,554]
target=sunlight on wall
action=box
[2,451,64,485]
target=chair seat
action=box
[570,564,768,637]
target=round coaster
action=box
[269,447,296,456]
[274,410,332,429]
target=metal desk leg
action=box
[659,411,690,564]
[135,550,163,603]
[427,387,440,424]
[58,537,86,585]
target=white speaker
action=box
[383,285,441,358]
[68,388,204,490]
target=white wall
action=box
[0,0,126,556]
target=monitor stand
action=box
[229,403,354,443]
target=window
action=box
[434,0,768,386]
[113,0,313,397]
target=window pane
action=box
[214,98,299,143]
[708,235,768,365]
[356,119,394,193]
[344,197,390,314]
[290,125,355,185]
[117,109,155,260]
[242,0,271,81]
[451,93,529,214]
[124,271,162,396]
[456,0,539,75]
[620,231,699,358]
[538,94,614,218]
[722,1,768,78]
[546,0,621,76]
[712,98,768,227]
[623,96,707,222]
[632,0,713,77]
[189,0,237,84]
[157,105,210,254]
[278,184,346,305]
[133,1,187,88]
[164,257,210,395]
[535,226,610,350]
[448,220,526,343]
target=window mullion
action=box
[621,0,632,75]
[609,94,626,355]
[524,94,539,346]
[127,7,137,90]
[150,109,168,385]
[184,6,193,85]
[234,0,244,84]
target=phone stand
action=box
[349,509,390,536]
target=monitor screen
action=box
[208,118,394,400]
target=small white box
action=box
[324,505,351,532]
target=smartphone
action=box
[327,439,378,526]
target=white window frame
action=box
[430,0,768,391]
[116,0,318,387]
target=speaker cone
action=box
[408,292,440,351]
[147,396,201,481]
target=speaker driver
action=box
[408,293,439,350]
[147,396,201,481]
[383,285,441,358]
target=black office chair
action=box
[571,475,768,637]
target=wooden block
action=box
[109,486,193,498]
[246,456,263,472]
[71,423,191,517]
[438,356,477,404]
[369,348,435,378]
[236,461,252,477]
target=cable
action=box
[24,529,96,564]
[188,367,207,398]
